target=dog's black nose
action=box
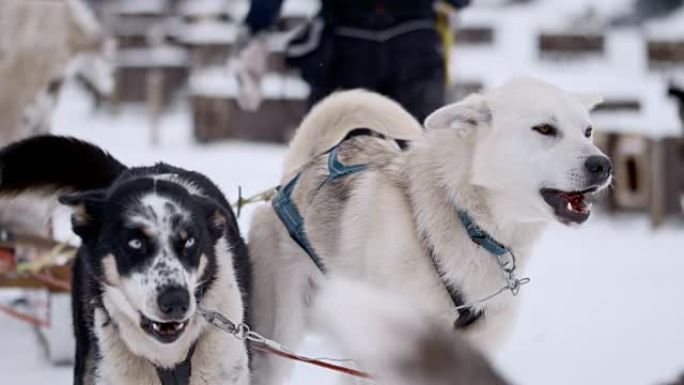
[584,155,612,184]
[157,286,190,319]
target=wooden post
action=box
[650,138,665,227]
[147,68,164,145]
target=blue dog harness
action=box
[272,144,367,273]
[271,130,528,329]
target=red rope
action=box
[30,272,71,291]
[253,344,372,379]
[0,302,50,328]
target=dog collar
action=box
[455,209,529,295]
[421,207,532,329]
[456,210,509,256]
[421,234,484,329]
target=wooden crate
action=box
[662,137,684,216]
[188,44,233,67]
[455,26,495,46]
[594,99,641,113]
[609,134,651,211]
[115,46,189,104]
[192,96,307,143]
[647,40,684,68]
[116,66,188,103]
[538,33,604,58]
[178,20,238,68]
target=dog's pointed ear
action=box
[424,94,491,136]
[573,93,603,111]
[58,190,106,241]
[193,196,229,240]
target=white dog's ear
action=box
[424,94,491,136]
[573,93,603,111]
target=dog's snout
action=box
[584,155,612,184]
[157,286,190,319]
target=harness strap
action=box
[456,210,509,256]
[319,146,368,188]
[421,233,483,329]
[155,343,197,385]
[273,141,369,272]
[273,175,327,272]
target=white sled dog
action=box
[248,78,612,385]
[314,279,509,385]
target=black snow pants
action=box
[290,21,446,123]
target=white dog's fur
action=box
[248,79,610,385]
[313,279,508,385]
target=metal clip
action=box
[197,307,275,346]
[198,307,237,334]
[507,277,531,295]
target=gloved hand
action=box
[228,28,268,111]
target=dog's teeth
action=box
[152,323,161,332]
[174,323,184,331]
[566,202,573,211]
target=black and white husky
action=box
[0,136,250,385]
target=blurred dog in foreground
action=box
[248,78,612,385]
[0,136,250,385]
[313,279,509,385]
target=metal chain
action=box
[197,307,284,350]
[453,249,531,311]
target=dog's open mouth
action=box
[540,187,597,225]
[140,315,189,343]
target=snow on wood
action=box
[178,0,230,18]
[645,7,684,40]
[117,46,189,68]
[114,0,168,16]
[453,2,681,138]
[281,0,319,18]
[177,20,240,45]
[189,67,309,100]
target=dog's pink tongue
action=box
[568,194,587,212]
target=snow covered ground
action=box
[1,83,683,385]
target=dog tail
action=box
[313,279,509,385]
[0,135,126,196]
[281,89,424,181]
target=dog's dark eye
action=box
[584,126,593,138]
[532,124,557,136]
[128,238,143,250]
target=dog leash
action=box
[231,185,277,218]
[197,307,372,379]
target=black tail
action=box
[0,135,127,195]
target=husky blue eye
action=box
[184,237,195,248]
[128,238,143,250]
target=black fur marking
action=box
[0,136,126,195]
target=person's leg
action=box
[306,35,384,107]
[387,28,446,123]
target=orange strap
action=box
[0,302,50,328]
[253,344,372,379]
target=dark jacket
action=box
[245,0,470,33]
